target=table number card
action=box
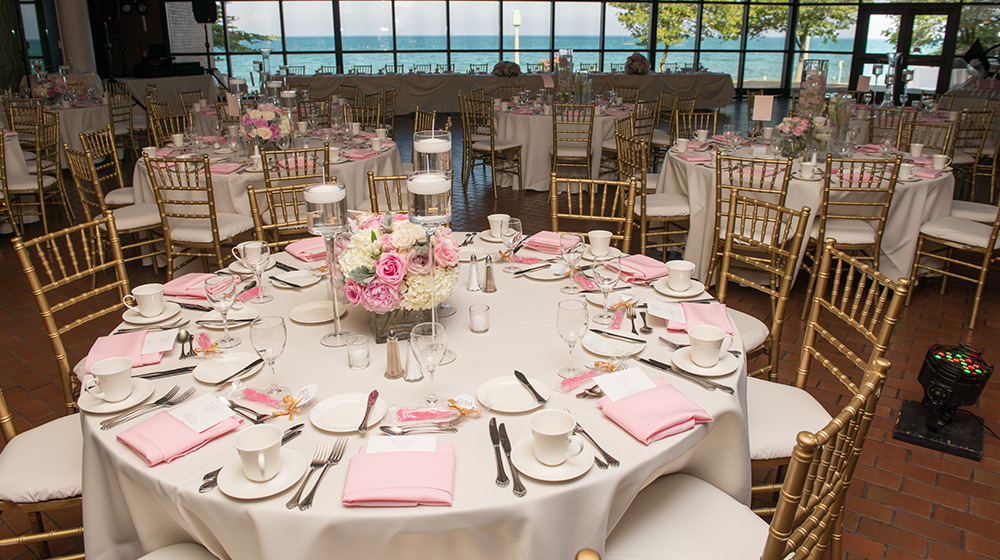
[751,94,774,122]
[646,300,686,324]
[169,394,235,433]
[226,93,240,118]
[594,367,656,401]
[857,76,871,92]
[367,435,438,454]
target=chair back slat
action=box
[252,146,332,248]
[550,174,636,250]
[339,84,358,105]
[367,172,408,214]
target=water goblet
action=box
[241,241,273,304]
[409,322,447,404]
[557,300,589,378]
[250,316,288,397]
[722,124,737,153]
[204,274,242,349]
[500,217,523,273]
[591,256,621,325]
[559,233,584,294]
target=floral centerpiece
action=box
[776,116,812,158]
[241,102,291,151]
[492,61,522,78]
[625,52,650,75]
[31,78,68,105]
[339,213,461,340]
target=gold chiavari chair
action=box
[604,357,892,560]
[950,109,994,201]
[344,104,382,131]
[150,113,192,147]
[468,63,488,74]
[618,131,689,258]
[674,109,718,141]
[382,88,396,133]
[868,107,912,146]
[649,90,678,168]
[525,62,545,73]
[465,97,523,196]
[148,100,172,119]
[903,120,954,156]
[414,107,437,134]
[178,89,204,113]
[362,90,382,108]
[318,65,340,74]
[65,145,164,269]
[436,64,454,73]
[381,64,405,74]
[366,172,408,213]
[599,98,659,177]
[144,82,157,103]
[79,125,136,207]
[339,84,359,105]
[469,87,486,100]
[550,174,636,250]
[705,154,793,285]
[652,95,696,170]
[578,63,598,72]
[215,101,241,127]
[800,155,899,319]
[251,146,332,249]
[297,98,331,128]
[286,65,305,75]
[458,95,489,187]
[144,154,255,278]
[551,103,595,179]
[609,86,639,104]
[609,63,625,73]
[350,64,373,75]
[499,85,520,101]
[937,93,955,111]
[717,194,811,382]
[3,98,42,152]
[104,80,138,157]
[412,63,432,73]
[22,113,74,233]
[746,89,764,129]
[972,98,1000,205]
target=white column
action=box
[54,0,97,73]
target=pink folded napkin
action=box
[711,134,727,143]
[597,379,713,445]
[85,331,163,373]
[612,254,669,282]
[311,128,335,138]
[200,108,217,115]
[360,131,378,139]
[285,237,326,262]
[156,148,177,157]
[858,144,882,153]
[686,141,706,150]
[912,157,933,165]
[342,444,455,507]
[345,149,377,160]
[739,165,777,177]
[832,169,874,183]
[914,168,943,179]
[605,110,629,117]
[510,108,538,115]
[117,411,242,466]
[674,151,712,162]
[665,302,734,334]
[381,139,396,148]
[522,230,562,254]
[277,158,315,170]
[207,163,243,175]
[3,131,17,138]
[201,135,225,144]
[164,272,259,300]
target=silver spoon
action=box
[176,329,193,359]
[379,425,458,435]
[639,312,653,335]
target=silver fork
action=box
[627,307,639,335]
[299,437,349,510]
[286,444,330,509]
[100,387,196,430]
[100,385,179,430]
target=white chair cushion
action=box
[605,474,768,560]
[747,377,833,460]
[950,200,998,224]
[979,145,995,157]
[5,174,56,191]
[728,308,768,353]
[471,138,520,151]
[601,137,617,151]
[811,218,877,245]
[0,413,82,503]
[952,151,975,165]
[105,187,135,206]
[635,193,690,217]
[468,133,489,143]
[920,216,1000,249]
[646,172,660,187]
[138,543,218,560]
[112,203,162,230]
[551,145,589,158]
[651,128,671,146]
[113,122,131,136]
[22,151,35,161]
[168,213,254,243]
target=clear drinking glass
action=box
[250,316,288,397]
[591,256,621,325]
[559,233,585,294]
[243,241,273,304]
[557,300,589,378]
[204,274,242,348]
[500,217,523,273]
[722,124,737,152]
[409,322,448,404]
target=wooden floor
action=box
[1,107,997,560]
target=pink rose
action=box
[361,279,401,314]
[344,280,363,306]
[269,124,280,137]
[393,213,409,221]
[359,214,382,231]
[375,251,407,286]
[378,233,394,251]
[433,230,460,267]
[253,118,268,129]
[407,251,432,275]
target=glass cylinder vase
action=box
[798,59,828,119]
[412,130,452,175]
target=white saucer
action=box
[288,301,347,324]
[584,291,639,307]
[581,331,646,358]
[652,279,706,299]
[244,166,264,173]
[896,176,921,183]
[193,352,263,384]
[478,230,502,243]
[670,347,740,377]
[229,257,277,275]
[214,147,235,154]
[581,246,623,261]
[77,378,155,414]
[510,436,593,482]
[791,171,822,181]
[328,156,347,164]
[524,265,568,281]
[269,270,320,289]
[459,246,489,262]
[310,393,388,432]
[122,302,182,325]
[169,141,187,149]
[198,307,260,329]
[217,450,307,500]
[476,376,550,413]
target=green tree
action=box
[881,15,946,55]
[213,15,273,52]
[955,5,1000,54]
[610,3,697,71]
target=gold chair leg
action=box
[27,511,52,558]
[801,245,822,320]
[940,248,952,294]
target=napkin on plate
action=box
[510,108,537,115]
[163,272,259,300]
[285,237,326,262]
[521,230,562,254]
[686,141,706,150]
[858,144,882,153]
[342,444,455,507]
[611,254,669,282]
[914,167,943,179]
[200,135,225,144]
[345,149,377,160]
[665,302,734,334]
[117,411,242,466]
[597,379,713,445]
[207,163,243,175]
[673,151,712,163]
[912,157,933,166]
[382,140,396,148]
[85,331,163,373]
[155,148,177,157]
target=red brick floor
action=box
[0,111,997,559]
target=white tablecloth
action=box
[51,104,110,167]
[656,147,955,282]
[81,245,751,559]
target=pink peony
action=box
[393,213,409,221]
[407,251,432,275]
[361,279,401,314]
[375,251,407,286]
[344,279,363,305]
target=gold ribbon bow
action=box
[194,343,223,355]
[270,395,303,421]
[608,298,634,311]
[594,360,621,372]
[447,399,481,418]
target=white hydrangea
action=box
[400,267,459,310]
[338,230,382,272]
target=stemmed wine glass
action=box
[204,274,242,349]
[242,241,273,304]
[250,316,288,397]
[722,124,737,153]
[409,322,447,404]
[591,256,621,325]
[559,233,584,294]
[500,217,523,273]
[557,300,589,378]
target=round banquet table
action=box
[50,103,110,167]
[494,108,625,191]
[655,145,956,283]
[80,242,751,559]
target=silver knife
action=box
[196,318,256,326]
[136,365,198,379]
[636,357,735,394]
[512,233,534,254]
[512,263,551,277]
[489,417,509,487]
[460,232,477,247]
[357,389,379,433]
[590,329,645,344]
[577,286,631,294]
[269,275,303,288]
[497,423,525,497]
[213,358,265,386]
[513,370,547,404]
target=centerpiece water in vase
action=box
[305,183,354,348]
[798,59,828,119]
[412,130,458,320]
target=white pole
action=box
[513,10,522,65]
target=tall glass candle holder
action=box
[407,170,452,328]
[305,183,354,348]
[412,130,452,175]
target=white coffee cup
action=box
[487,213,509,239]
[170,133,185,147]
[666,260,695,292]
[493,97,501,109]
[370,137,382,151]
[349,122,361,135]
[85,357,134,403]
[932,154,952,170]
[512,95,521,105]
[376,128,388,140]
[142,146,157,158]
[233,240,267,268]
[249,154,263,170]
[696,129,709,143]
[234,424,283,482]
[296,121,308,134]
[687,325,735,368]
[226,124,239,137]
[542,105,552,116]
[762,126,774,140]
[529,409,584,466]
[500,101,510,112]
[587,230,612,257]
[328,146,342,161]
[910,143,924,158]
[674,138,689,152]
[899,163,915,180]
[123,283,165,318]
[947,111,960,121]
[799,161,816,179]
[812,116,827,128]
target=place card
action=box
[857,75,871,92]
[142,328,179,355]
[595,367,656,402]
[368,435,438,454]
[647,300,685,323]
[169,394,234,433]
[226,93,239,117]
[752,94,774,121]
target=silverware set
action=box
[100,386,196,430]
[658,336,742,358]
[218,396,272,423]
[635,357,736,394]
[296,437,349,510]
[113,318,189,335]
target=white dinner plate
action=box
[670,347,740,378]
[476,376,550,413]
[229,257,277,275]
[121,302,182,325]
[584,291,639,308]
[478,230,502,243]
[581,331,646,358]
[896,176,920,183]
[328,156,347,164]
[581,246,623,261]
[651,279,706,299]
[310,393,388,432]
[288,301,347,324]
[77,378,155,414]
[193,352,263,384]
[198,307,260,329]
[524,264,568,281]
[168,141,186,149]
[214,147,235,155]
[217,450,307,500]
[459,246,489,262]
[511,436,594,482]
[268,270,320,289]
